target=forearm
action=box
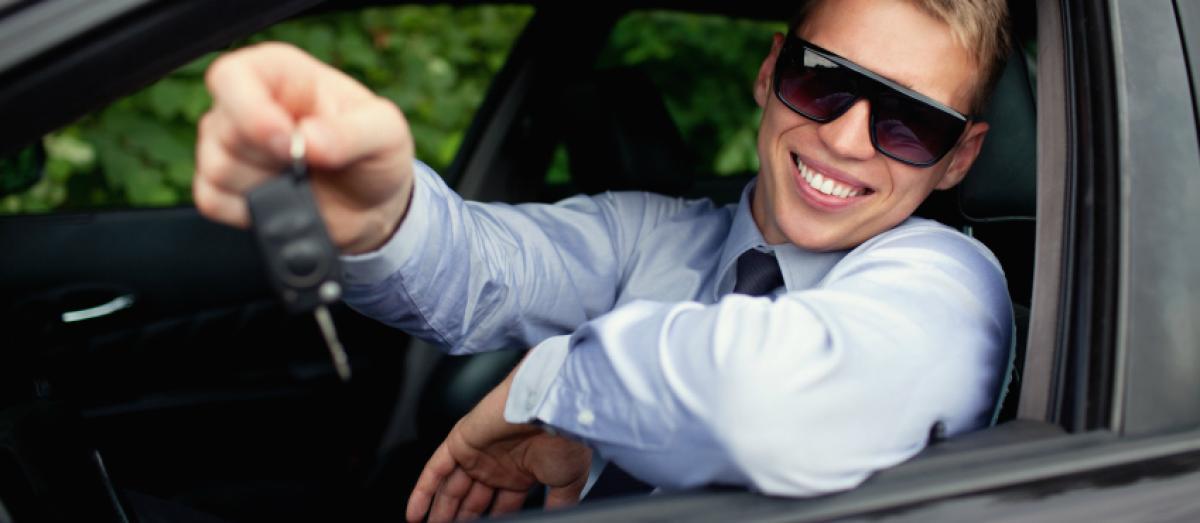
[504,238,1012,495]
[340,160,632,353]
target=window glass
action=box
[0,5,534,214]
[545,11,784,186]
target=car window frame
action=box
[1107,0,1200,435]
[3,0,1200,520]
[470,0,1200,519]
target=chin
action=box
[777,219,847,252]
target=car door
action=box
[4,0,1200,521]
[0,1,534,521]
[495,0,1200,520]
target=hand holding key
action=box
[195,42,415,255]
[247,133,352,381]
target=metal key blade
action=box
[289,132,307,179]
[291,131,348,382]
[314,305,351,381]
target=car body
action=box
[1,0,1199,521]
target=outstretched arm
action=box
[339,163,704,354]
[196,43,671,355]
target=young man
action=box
[194,0,1013,520]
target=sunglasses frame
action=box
[772,33,972,167]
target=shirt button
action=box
[577,409,595,426]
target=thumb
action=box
[298,96,411,172]
[206,42,326,160]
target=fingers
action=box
[205,43,306,160]
[193,175,249,228]
[299,96,410,173]
[544,474,587,510]
[453,481,495,522]
[429,468,474,523]
[193,111,278,226]
[196,41,415,244]
[205,42,381,161]
[490,489,528,517]
[196,113,276,193]
[200,109,284,173]
[407,443,457,523]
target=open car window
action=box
[0,4,533,215]
[543,11,782,193]
[3,1,1200,521]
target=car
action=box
[2,0,1199,521]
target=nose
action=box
[816,99,876,161]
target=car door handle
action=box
[61,294,136,323]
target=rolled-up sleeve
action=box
[504,227,1012,496]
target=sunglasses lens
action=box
[775,39,969,166]
[873,95,965,165]
[777,51,857,120]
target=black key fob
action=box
[246,162,342,314]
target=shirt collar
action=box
[714,178,849,299]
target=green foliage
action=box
[252,5,533,173]
[0,145,43,197]
[600,12,784,177]
[0,5,532,214]
[544,11,781,186]
[1,6,776,214]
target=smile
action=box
[791,154,874,208]
[797,156,867,198]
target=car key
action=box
[246,132,351,382]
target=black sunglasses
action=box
[772,34,971,167]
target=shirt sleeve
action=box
[339,160,686,354]
[504,226,1013,496]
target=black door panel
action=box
[0,207,411,515]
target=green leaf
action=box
[2,5,538,214]
[146,79,191,120]
[95,141,144,192]
[176,53,219,76]
[134,131,192,170]
[166,160,195,189]
[338,28,380,71]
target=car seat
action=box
[555,54,1037,421]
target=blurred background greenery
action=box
[0,5,780,214]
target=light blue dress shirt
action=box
[341,160,1012,497]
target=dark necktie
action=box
[733,249,784,296]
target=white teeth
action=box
[819,179,835,195]
[795,157,863,200]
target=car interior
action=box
[364,0,1041,517]
[0,1,1059,522]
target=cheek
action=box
[758,100,801,143]
[757,109,781,151]
[887,162,946,197]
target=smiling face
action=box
[751,0,990,250]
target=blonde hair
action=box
[791,0,1012,113]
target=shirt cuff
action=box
[504,334,572,424]
[339,159,437,286]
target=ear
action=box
[754,33,786,108]
[935,121,989,190]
